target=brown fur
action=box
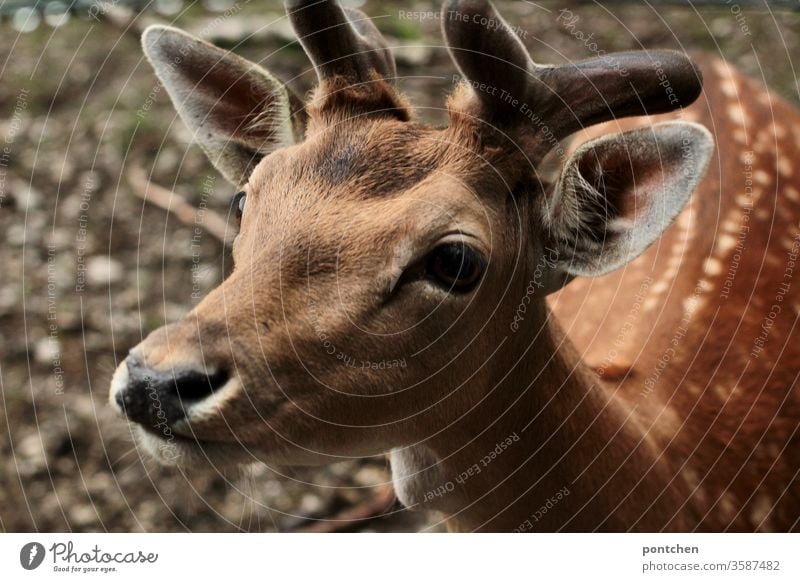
[116,6,799,532]
[552,54,800,531]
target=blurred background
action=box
[1,0,798,533]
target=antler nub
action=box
[443,0,704,153]
[537,50,703,138]
[286,0,396,83]
[442,0,535,117]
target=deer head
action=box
[110,0,713,485]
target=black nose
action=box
[115,356,229,432]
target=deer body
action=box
[547,55,800,531]
[395,56,800,531]
[110,1,799,531]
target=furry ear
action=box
[539,121,714,291]
[142,25,304,185]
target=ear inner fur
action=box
[141,25,300,185]
[542,121,714,281]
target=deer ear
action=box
[142,25,304,185]
[540,121,713,290]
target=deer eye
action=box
[426,243,485,293]
[232,191,246,226]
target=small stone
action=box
[86,256,124,286]
[6,224,27,246]
[0,286,21,312]
[78,170,102,194]
[69,505,97,527]
[298,493,324,515]
[14,181,43,211]
[34,337,60,365]
[17,433,48,470]
[46,227,74,251]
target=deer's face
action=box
[114,112,530,467]
[110,1,713,468]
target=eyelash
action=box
[425,243,485,293]
[392,242,487,295]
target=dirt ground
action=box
[1,0,798,532]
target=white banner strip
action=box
[1,533,797,581]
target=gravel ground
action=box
[1,0,798,532]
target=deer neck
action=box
[391,303,684,532]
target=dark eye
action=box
[232,191,246,226]
[426,243,485,293]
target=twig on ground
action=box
[294,483,397,533]
[127,166,231,245]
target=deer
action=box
[109,0,800,532]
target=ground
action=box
[1,0,798,532]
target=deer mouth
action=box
[134,425,253,468]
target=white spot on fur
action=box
[651,280,669,295]
[727,103,747,126]
[677,209,694,229]
[704,257,723,276]
[721,79,737,98]
[682,296,703,313]
[723,219,740,232]
[643,296,660,313]
[716,234,737,253]
[754,170,771,185]
[778,157,793,178]
[712,60,729,76]
[714,384,731,399]
[750,496,773,530]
